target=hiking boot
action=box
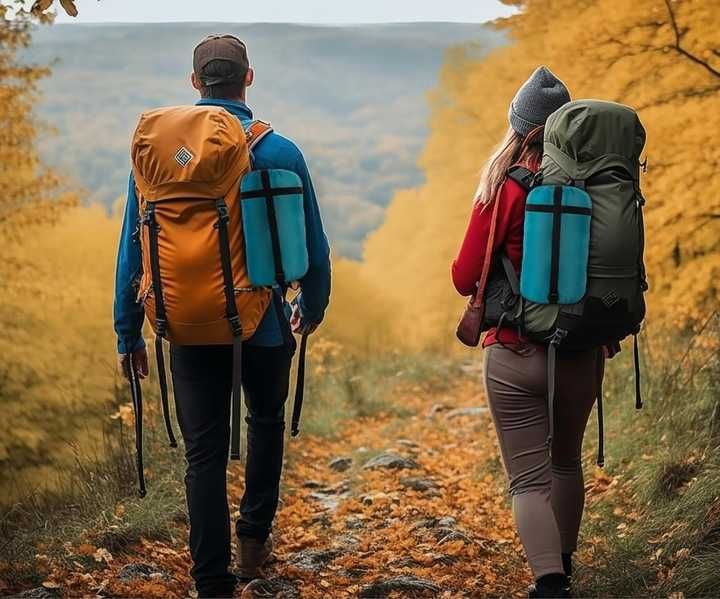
[528,573,570,598]
[561,552,573,578]
[237,534,273,581]
[560,553,573,597]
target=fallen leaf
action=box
[93,548,113,564]
[41,581,61,589]
[77,543,96,556]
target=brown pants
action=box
[483,344,602,579]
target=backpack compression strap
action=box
[596,348,605,467]
[143,203,179,455]
[214,198,245,461]
[128,356,147,497]
[291,332,309,437]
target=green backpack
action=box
[504,100,648,465]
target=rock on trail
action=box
[361,452,419,470]
[359,575,441,597]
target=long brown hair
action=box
[475,126,544,206]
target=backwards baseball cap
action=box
[193,34,249,87]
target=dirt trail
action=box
[259,375,532,598]
[37,372,538,598]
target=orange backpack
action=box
[130,105,274,482]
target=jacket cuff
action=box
[297,293,324,326]
[118,336,146,355]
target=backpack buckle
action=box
[550,328,568,346]
[228,315,243,337]
[215,200,230,223]
[155,317,167,337]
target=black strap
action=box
[526,204,591,216]
[506,165,535,192]
[272,289,293,347]
[499,254,523,338]
[144,204,177,449]
[636,192,649,291]
[634,333,643,409]
[128,358,147,498]
[548,186,563,304]
[547,341,557,449]
[596,348,605,467]
[239,186,302,200]
[144,204,167,335]
[155,337,177,449]
[215,199,243,336]
[270,290,305,437]
[260,169,286,286]
[291,332,309,437]
[500,254,520,296]
[230,336,243,460]
[215,198,245,460]
[546,329,568,450]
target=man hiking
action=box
[113,34,331,598]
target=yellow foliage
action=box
[0,3,69,236]
[348,0,720,349]
[322,258,405,352]
[0,206,121,490]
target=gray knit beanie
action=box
[508,66,570,137]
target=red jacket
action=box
[452,176,528,347]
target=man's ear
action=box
[191,72,202,92]
[245,67,254,89]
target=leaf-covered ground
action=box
[15,371,625,598]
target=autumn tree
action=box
[0,4,118,480]
[581,0,720,321]
[0,2,61,233]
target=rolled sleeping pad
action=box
[240,169,309,287]
[521,184,592,305]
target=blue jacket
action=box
[113,99,332,353]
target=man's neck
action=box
[200,96,246,103]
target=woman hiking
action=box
[452,67,604,598]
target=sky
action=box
[53,0,515,24]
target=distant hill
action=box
[23,22,502,257]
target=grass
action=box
[576,314,720,597]
[0,382,186,591]
[300,346,461,438]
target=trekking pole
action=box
[290,332,309,437]
[128,357,147,498]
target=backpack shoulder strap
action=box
[506,165,535,192]
[245,119,273,151]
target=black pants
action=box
[170,342,293,597]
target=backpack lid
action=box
[131,105,251,201]
[543,100,646,180]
